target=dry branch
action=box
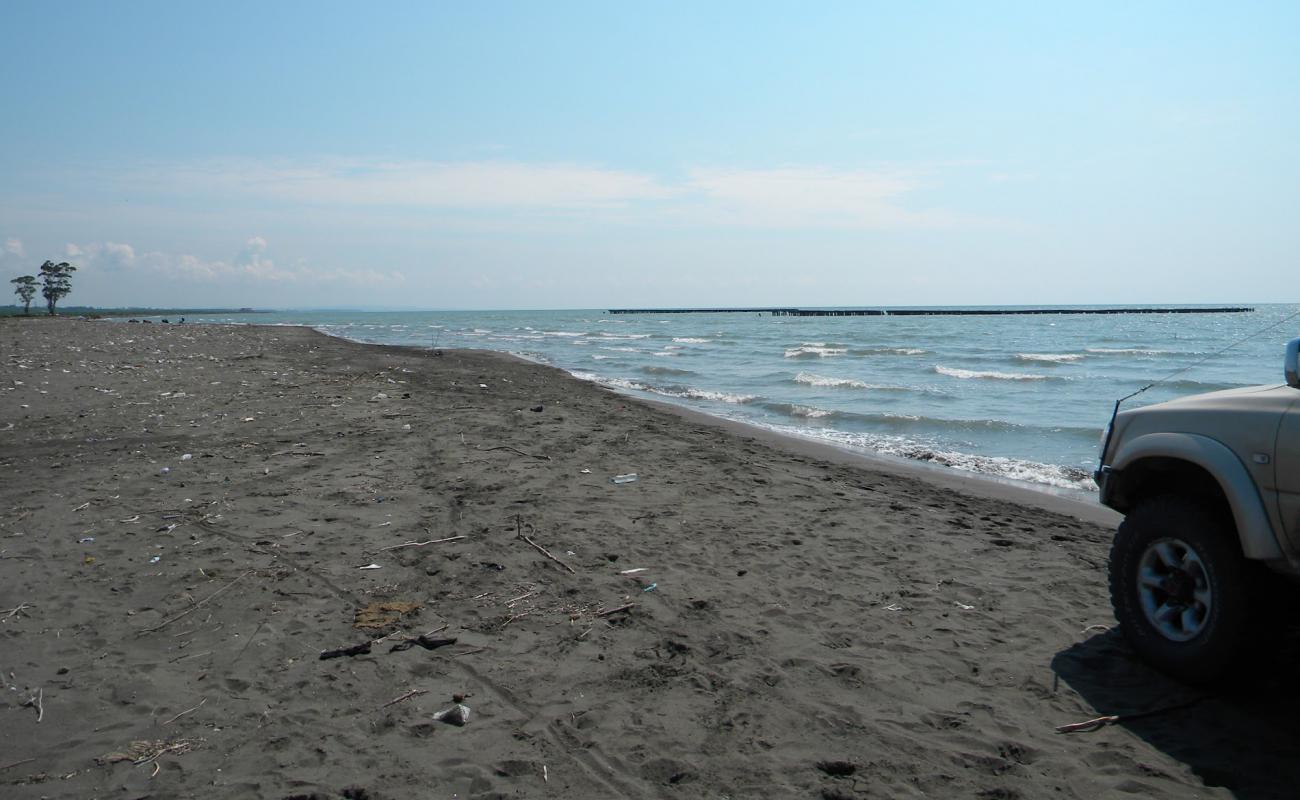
[378,535,466,551]
[515,517,575,574]
[596,603,636,617]
[379,689,428,709]
[162,698,206,726]
[139,571,253,634]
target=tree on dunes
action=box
[38,260,76,316]
[10,275,37,315]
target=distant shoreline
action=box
[0,307,267,318]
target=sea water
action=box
[177,304,1300,495]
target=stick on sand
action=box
[139,571,254,634]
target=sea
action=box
[169,304,1300,497]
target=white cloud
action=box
[3,237,24,259]
[101,157,988,230]
[681,167,932,228]
[66,237,404,286]
[125,159,677,210]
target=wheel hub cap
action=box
[1136,537,1212,643]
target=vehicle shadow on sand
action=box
[1052,628,1300,800]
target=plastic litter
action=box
[358,563,383,570]
[580,469,591,474]
[642,583,658,593]
[159,467,171,475]
[150,556,161,563]
[619,568,647,575]
[78,537,95,543]
[181,453,193,461]
[610,473,639,485]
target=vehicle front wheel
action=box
[1108,495,1250,683]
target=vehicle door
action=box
[1274,397,1300,549]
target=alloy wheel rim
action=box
[1136,537,1212,642]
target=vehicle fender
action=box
[1111,432,1284,560]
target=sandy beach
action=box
[3,318,1299,799]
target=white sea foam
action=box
[793,372,870,389]
[571,371,754,404]
[1085,347,1169,355]
[1015,353,1085,363]
[757,424,1095,491]
[544,331,585,337]
[676,388,757,404]
[601,346,640,353]
[935,366,1049,381]
[789,404,834,418]
[599,333,653,340]
[853,346,928,356]
[784,345,848,359]
[672,337,710,344]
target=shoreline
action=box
[312,322,1108,507]
[1,318,1273,798]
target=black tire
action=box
[1108,495,1250,684]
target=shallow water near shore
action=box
[171,304,1300,492]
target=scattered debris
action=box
[596,603,635,617]
[515,516,576,574]
[354,601,421,630]
[432,696,472,727]
[358,563,383,570]
[20,688,43,722]
[389,635,457,653]
[1055,697,1206,734]
[162,698,206,726]
[379,689,429,709]
[610,473,639,484]
[378,535,466,551]
[97,738,203,767]
[320,641,372,660]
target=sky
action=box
[1,1,1297,310]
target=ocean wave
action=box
[640,365,696,376]
[761,403,1096,438]
[672,337,711,344]
[850,346,929,356]
[598,333,653,340]
[760,424,1096,491]
[793,372,870,389]
[785,345,848,359]
[1085,347,1173,356]
[600,346,641,353]
[571,371,756,404]
[1014,353,1085,364]
[935,366,1051,381]
[543,331,585,337]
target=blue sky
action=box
[1,1,1297,309]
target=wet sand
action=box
[2,318,1297,799]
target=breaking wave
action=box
[935,366,1052,381]
[792,372,870,389]
[1014,353,1085,364]
[785,344,848,359]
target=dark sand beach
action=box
[3,318,1299,799]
